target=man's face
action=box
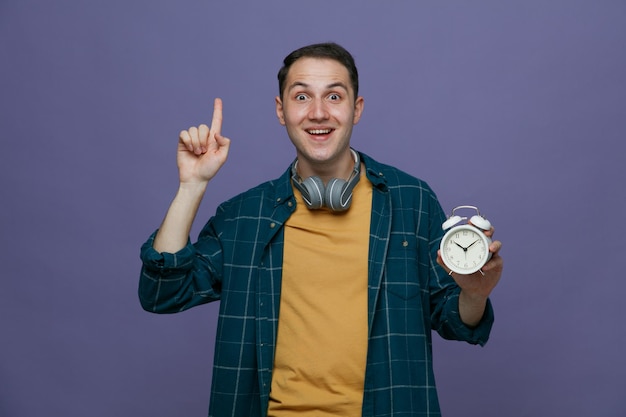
[276,57,364,179]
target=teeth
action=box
[308,129,331,134]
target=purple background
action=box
[1,1,625,416]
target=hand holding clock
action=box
[443,226,502,327]
[438,224,503,299]
[437,207,504,327]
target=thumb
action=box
[214,132,231,148]
[215,133,230,146]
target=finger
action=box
[210,98,223,136]
[489,240,502,254]
[187,126,202,155]
[214,132,231,148]
[435,250,451,274]
[483,255,503,273]
[198,124,210,153]
[179,130,194,152]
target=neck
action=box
[295,149,357,183]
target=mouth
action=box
[306,128,334,136]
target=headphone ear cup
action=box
[470,215,492,231]
[292,149,361,211]
[301,176,325,209]
[325,178,348,212]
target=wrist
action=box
[178,181,209,196]
[459,289,488,306]
[458,290,488,328]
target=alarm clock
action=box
[440,205,492,275]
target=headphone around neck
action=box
[291,149,361,212]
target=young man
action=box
[139,42,503,417]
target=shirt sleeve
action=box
[433,286,494,346]
[138,230,222,314]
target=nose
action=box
[308,98,329,121]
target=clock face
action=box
[440,225,491,275]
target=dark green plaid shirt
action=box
[140,151,494,417]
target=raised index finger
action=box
[210,98,223,135]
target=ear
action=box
[275,96,286,126]
[353,96,364,125]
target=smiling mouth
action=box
[306,128,333,135]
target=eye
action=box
[295,94,307,101]
[328,93,341,101]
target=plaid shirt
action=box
[140,151,494,417]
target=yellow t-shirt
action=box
[267,172,372,417]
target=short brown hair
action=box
[277,42,359,100]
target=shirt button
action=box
[287,201,293,207]
[270,222,276,228]
[402,241,409,247]
[276,197,281,202]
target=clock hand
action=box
[454,241,467,251]
[466,239,479,249]
[453,241,470,260]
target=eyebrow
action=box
[287,81,350,93]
